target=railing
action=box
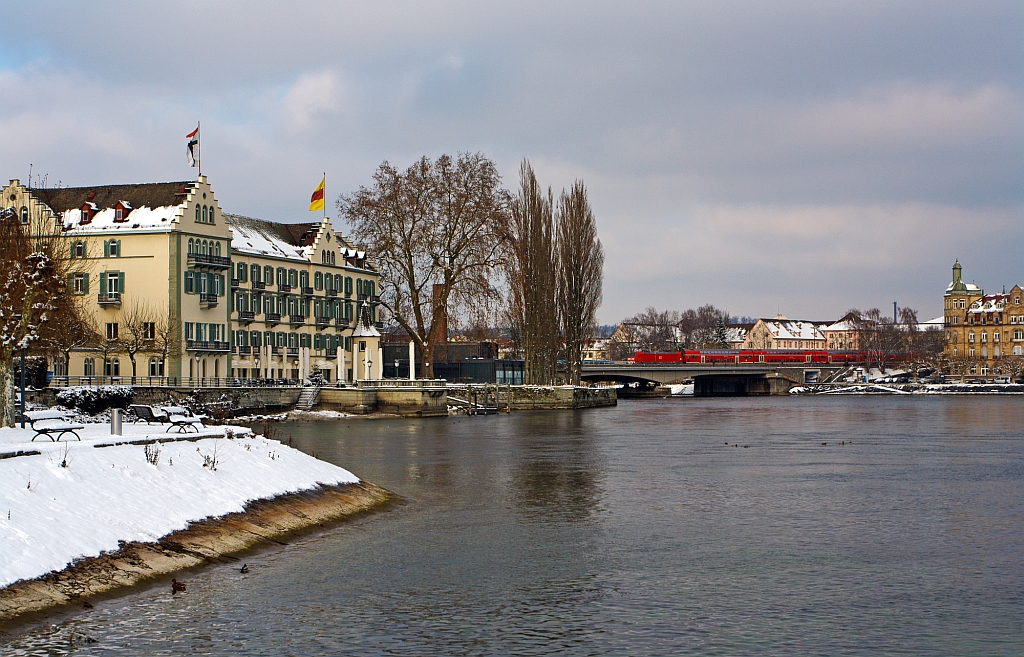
[186,340,230,352]
[354,379,447,389]
[325,289,338,297]
[251,281,265,290]
[301,286,314,296]
[287,347,299,357]
[50,376,303,388]
[200,293,218,307]
[187,253,231,268]
[288,315,306,325]
[358,293,368,301]
[344,290,352,299]
[315,316,331,328]
[278,283,292,293]
[97,292,121,306]
[237,310,255,322]
[235,345,252,355]
[335,318,350,328]
[265,312,281,324]
[231,278,240,288]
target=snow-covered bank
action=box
[0,423,359,589]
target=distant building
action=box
[943,260,1024,374]
[739,315,827,350]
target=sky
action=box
[0,1,1021,324]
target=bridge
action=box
[580,362,851,396]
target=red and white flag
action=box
[186,125,199,167]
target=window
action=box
[106,322,119,340]
[969,332,975,343]
[195,205,201,223]
[995,331,1000,343]
[105,358,120,377]
[103,271,122,295]
[251,264,261,283]
[208,206,215,223]
[265,265,274,284]
[143,322,155,340]
[20,206,28,224]
[202,206,207,223]
[184,271,194,294]
[73,273,88,294]
[83,357,95,376]
[71,241,85,258]
[331,251,335,265]
[115,208,123,221]
[344,276,352,295]
[1016,298,1021,305]
[300,333,311,348]
[215,241,221,256]
[969,347,975,358]
[314,271,323,290]
[236,262,247,282]
[185,322,194,340]
[299,271,309,289]
[1015,329,1024,341]
[148,357,163,376]
[288,269,298,287]
[276,267,286,286]
[105,239,120,257]
[981,332,987,343]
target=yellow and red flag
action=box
[309,177,325,212]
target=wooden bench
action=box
[21,410,85,442]
[160,406,207,433]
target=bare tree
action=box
[119,300,159,381]
[153,308,182,380]
[556,181,604,386]
[504,160,557,385]
[616,308,680,355]
[340,153,509,379]
[40,308,100,380]
[0,208,80,425]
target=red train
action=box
[630,350,904,365]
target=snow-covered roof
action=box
[60,205,180,233]
[946,280,981,293]
[919,316,945,329]
[968,294,1008,314]
[226,214,310,262]
[759,319,825,341]
[824,319,859,331]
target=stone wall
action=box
[448,385,616,411]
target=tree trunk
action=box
[0,354,14,428]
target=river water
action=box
[5,397,1024,655]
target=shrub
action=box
[56,386,133,415]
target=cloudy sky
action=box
[1,1,1021,323]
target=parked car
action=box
[993,376,1011,384]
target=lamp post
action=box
[19,347,26,428]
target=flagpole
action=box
[323,171,327,220]
[198,121,201,177]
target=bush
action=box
[56,386,133,415]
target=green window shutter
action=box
[82,273,89,294]
[103,241,109,257]
[118,272,125,294]
[99,272,107,293]
[117,240,121,256]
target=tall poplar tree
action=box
[556,181,603,386]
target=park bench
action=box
[21,409,85,442]
[160,406,208,433]
[130,404,169,425]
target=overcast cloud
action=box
[1,1,1020,323]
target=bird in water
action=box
[171,579,186,594]
[240,564,249,574]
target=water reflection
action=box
[511,412,605,522]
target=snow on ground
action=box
[0,423,358,588]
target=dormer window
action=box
[116,208,123,221]
[20,206,28,224]
[113,201,132,222]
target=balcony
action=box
[200,293,218,308]
[187,253,232,269]
[265,312,281,325]
[369,295,380,304]
[301,286,314,296]
[278,283,292,293]
[344,290,352,299]
[325,288,338,297]
[288,315,306,326]
[186,340,230,352]
[358,293,368,301]
[231,278,240,289]
[235,345,252,355]
[97,292,121,307]
[315,316,331,329]
[334,317,350,328]
[237,310,255,324]
[250,280,265,290]
[287,347,299,357]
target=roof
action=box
[29,182,194,214]
[757,319,826,341]
[30,182,196,233]
[968,294,1009,314]
[225,214,317,262]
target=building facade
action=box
[739,315,827,350]
[943,260,1024,374]
[3,175,381,384]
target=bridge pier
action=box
[693,373,796,397]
